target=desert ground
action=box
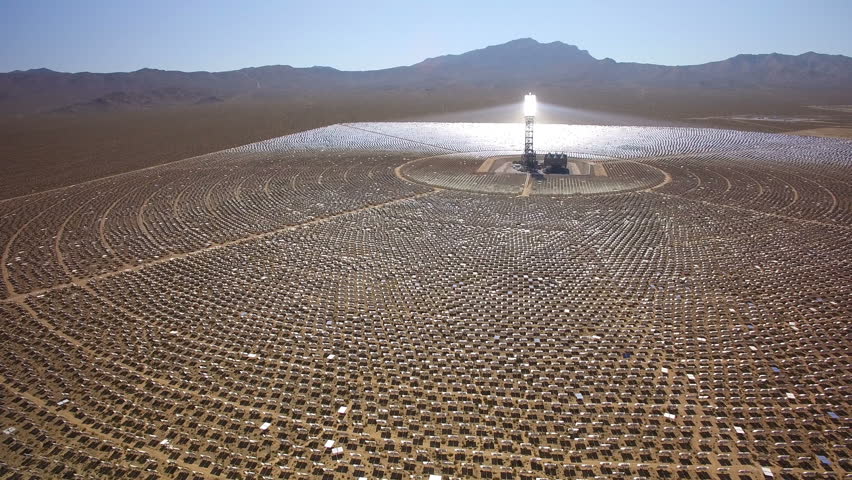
[0,121,849,479]
[788,127,852,139]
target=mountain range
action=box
[2,38,851,116]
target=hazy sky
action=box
[2,0,851,73]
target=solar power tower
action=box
[523,93,537,170]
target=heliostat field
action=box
[1,122,850,479]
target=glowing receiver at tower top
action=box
[522,93,537,169]
[523,94,537,116]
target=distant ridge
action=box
[1,38,851,115]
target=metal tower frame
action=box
[523,115,536,170]
[524,115,534,155]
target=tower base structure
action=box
[521,151,538,172]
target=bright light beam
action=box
[523,93,537,117]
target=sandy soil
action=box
[476,156,520,174]
[476,156,499,173]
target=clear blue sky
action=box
[2,0,851,73]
